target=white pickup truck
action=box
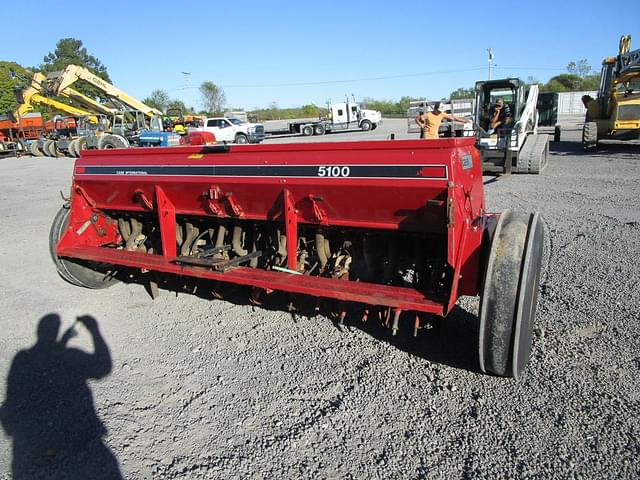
[196,117,266,144]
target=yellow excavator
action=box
[582,35,640,149]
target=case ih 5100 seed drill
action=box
[50,138,544,378]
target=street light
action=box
[181,72,192,110]
[487,48,494,80]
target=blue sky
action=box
[3,0,639,110]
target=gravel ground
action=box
[0,119,639,479]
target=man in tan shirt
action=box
[415,102,471,139]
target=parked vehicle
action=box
[274,101,382,136]
[474,78,548,174]
[0,112,50,155]
[582,34,640,150]
[196,117,265,144]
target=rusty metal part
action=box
[316,231,329,269]
[232,225,248,257]
[180,222,200,256]
[391,309,402,336]
[213,224,227,260]
[175,250,262,272]
[249,226,259,268]
[125,218,143,251]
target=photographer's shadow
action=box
[0,314,122,480]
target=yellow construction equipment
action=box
[16,73,95,118]
[16,73,115,118]
[582,34,640,149]
[45,65,162,117]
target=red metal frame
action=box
[56,138,488,316]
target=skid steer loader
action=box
[474,78,549,174]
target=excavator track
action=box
[516,134,549,174]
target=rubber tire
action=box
[49,205,118,289]
[553,125,561,143]
[302,125,313,136]
[43,139,56,157]
[360,120,372,131]
[53,142,66,157]
[68,138,80,158]
[313,124,326,136]
[478,210,544,379]
[234,133,248,144]
[30,141,43,156]
[99,134,128,149]
[0,141,5,152]
[582,121,598,151]
[77,136,89,155]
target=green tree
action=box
[362,97,398,116]
[580,74,601,91]
[199,81,226,115]
[0,62,29,114]
[525,76,540,87]
[450,87,474,99]
[143,89,170,112]
[567,59,591,78]
[301,103,319,117]
[39,38,110,99]
[542,74,582,92]
[166,99,189,113]
[398,96,417,114]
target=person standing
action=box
[415,102,471,139]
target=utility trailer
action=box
[50,139,544,378]
[0,113,49,155]
[537,91,597,142]
[407,98,475,137]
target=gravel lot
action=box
[0,119,639,479]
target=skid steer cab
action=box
[474,78,549,175]
[50,139,545,379]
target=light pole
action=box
[487,48,494,80]
[181,72,191,111]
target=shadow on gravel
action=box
[348,306,482,374]
[131,275,482,374]
[551,139,640,156]
[0,313,122,480]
